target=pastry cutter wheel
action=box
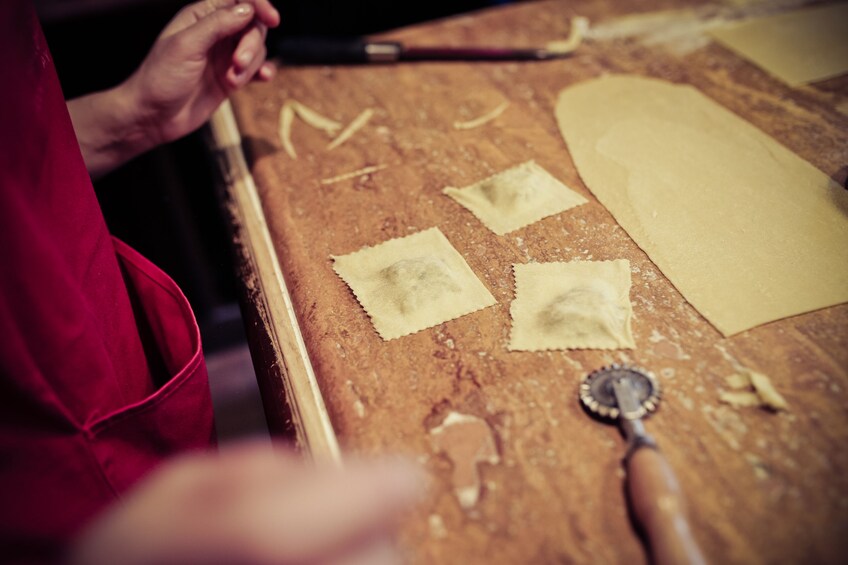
[580,364,708,565]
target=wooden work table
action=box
[207,1,848,563]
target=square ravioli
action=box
[443,160,587,235]
[332,228,497,340]
[509,260,635,351]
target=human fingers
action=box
[321,537,402,565]
[71,447,422,565]
[257,61,275,81]
[233,23,267,72]
[216,440,299,472]
[190,0,280,28]
[246,0,281,28]
[255,458,425,562]
[242,0,280,27]
[218,0,279,28]
[226,41,267,88]
[181,2,256,56]
[69,446,289,565]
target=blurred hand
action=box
[69,443,424,565]
[69,0,281,177]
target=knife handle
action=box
[273,36,401,64]
[627,446,708,565]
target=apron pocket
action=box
[86,238,216,494]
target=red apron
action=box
[0,2,216,562]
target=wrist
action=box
[68,82,159,178]
[118,70,171,148]
[101,79,163,162]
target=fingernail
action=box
[234,4,252,17]
[237,50,253,66]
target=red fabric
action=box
[0,2,216,562]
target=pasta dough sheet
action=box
[709,3,848,86]
[443,160,587,235]
[332,227,496,340]
[556,75,848,336]
[509,260,635,351]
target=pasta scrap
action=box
[278,101,297,159]
[453,102,510,130]
[720,370,788,411]
[327,108,375,150]
[292,101,342,134]
[545,16,590,54]
[320,164,388,186]
[278,100,345,159]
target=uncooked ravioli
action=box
[332,228,496,340]
[509,260,635,351]
[443,161,586,235]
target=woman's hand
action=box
[69,443,424,565]
[124,0,280,145]
[69,0,280,178]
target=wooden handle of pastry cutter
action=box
[627,447,708,565]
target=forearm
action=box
[67,0,278,179]
[68,84,158,179]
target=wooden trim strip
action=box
[207,101,342,465]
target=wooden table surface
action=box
[209,0,848,562]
